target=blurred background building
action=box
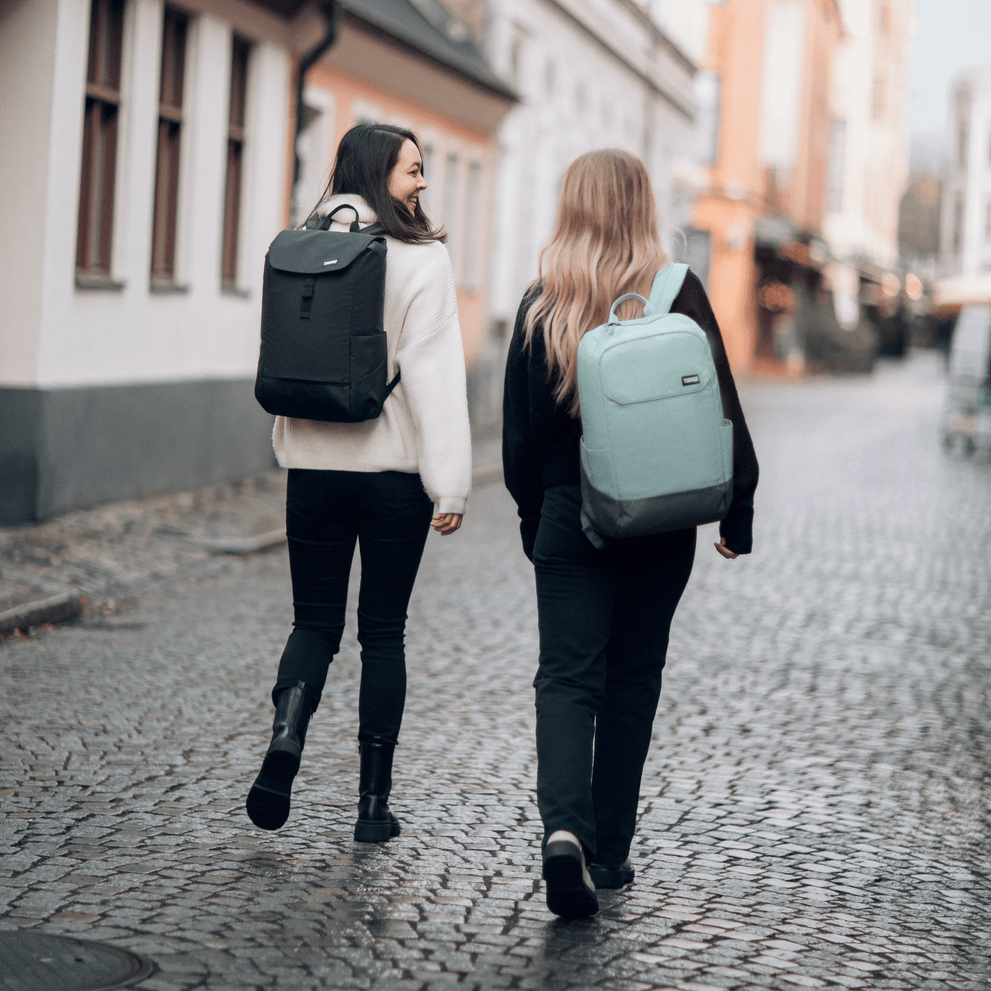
[939,67,991,278]
[443,0,709,424]
[691,0,914,375]
[1,0,982,524]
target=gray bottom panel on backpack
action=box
[580,474,732,548]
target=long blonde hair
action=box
[524,149,669,417]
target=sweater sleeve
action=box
[394,244,472,515]
[502,294,544,561]
[671,270,759,554]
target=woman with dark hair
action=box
[246,123,471,842]
[503,149,758,917]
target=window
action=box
[953,198,964,254]
[76,0,125,282]
[694,70,721,166]
[878,0,890,34]
[221,37,250,290]
[827,118,846,213]
[444,152,460,276]
[508,26,525,90]
[872,74,885,120]
[150,6,188,287]
[461,162,482,290]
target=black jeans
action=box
[272,468,434,745]
[532,484,696,864]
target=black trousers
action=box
[532,484,696,864]
[272,468,434,745]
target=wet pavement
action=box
[1,351,989,991]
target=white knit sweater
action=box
[272,195,472,515]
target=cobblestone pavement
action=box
[1,352,989,991]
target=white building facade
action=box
[449,0,707,422]
[822,0,913,324]
[486,0,706,325]
[0,0,299,523]
[940,67,991,277]
[455,0,706,423]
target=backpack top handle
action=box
[607,293,649,325]
[322,202,363,232]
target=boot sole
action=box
[246,750,299,831]
[588,865,635,889]
[543,848,599,919]
[353,816,401,843]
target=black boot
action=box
[246,681,313,830]
[353,739,401,842]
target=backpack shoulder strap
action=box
[645,263,689,317]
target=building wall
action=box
[0,0,58,387]
[693,0,766,369]
[692,0,843,372]
[483,0,702,331]
[0,0,294,522]
[823,0,912,270]
[940,67,991,277]
[302,58,498,369]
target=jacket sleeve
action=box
[502,295,544,561]
[394,244,472,515]
[672,270,759,554]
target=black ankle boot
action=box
[353,739,401,842]
[246,681,313,831]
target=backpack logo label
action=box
[323,259,338,266]
[682,374,700,386]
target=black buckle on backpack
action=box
[300,276,316,319]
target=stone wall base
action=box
[0,379,276,524]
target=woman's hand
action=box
[714,538,739,560]
[431,513,463,536]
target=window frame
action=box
[150,4,189,290]
[221,35,251,292]
[461,161,482,292]
[75,0,126,287]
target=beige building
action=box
[293,0,514,421]
[691,0,844,372]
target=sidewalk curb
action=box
[1,462,506,636]
[183,528,287,555]
[0,592,83,636]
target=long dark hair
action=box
[311,123,446,244]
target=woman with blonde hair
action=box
[503,149,758,917]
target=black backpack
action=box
[254,204,400,423]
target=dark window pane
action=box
[151,6,188,282]
[222,140,242,285]
[76,0,124,276]
[222,37,250,288]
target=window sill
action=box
[150,278,190,294]
[75,272,126,291]
[221,284,251,299]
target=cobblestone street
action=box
[1,351,990,991]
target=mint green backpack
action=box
[576,263,734,549]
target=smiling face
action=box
[387,139,428,215]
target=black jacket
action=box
[502,269,759,559]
